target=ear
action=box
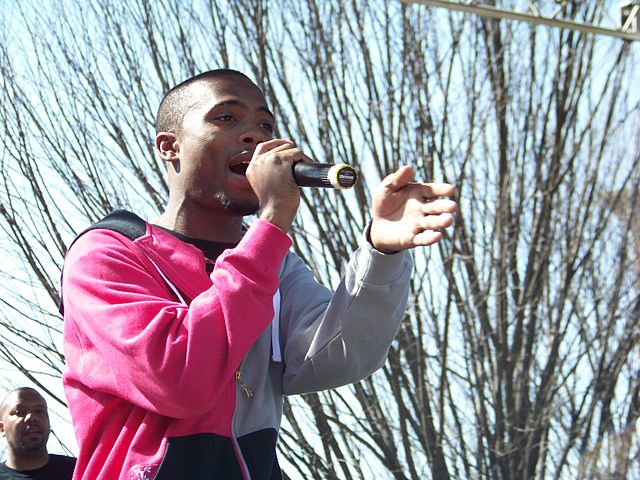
[155,132,179,163]
[0,421,4,437]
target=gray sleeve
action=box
[279,231,413,395]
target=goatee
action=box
[215,192,260,216]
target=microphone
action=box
[292,162,358,189]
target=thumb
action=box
[381,165,414,192]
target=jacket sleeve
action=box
[62,220,291,419]
[279,228,413,395]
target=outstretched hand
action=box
[369,166,458,253]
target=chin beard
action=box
[12,437,47,454]
[215,192,260,216]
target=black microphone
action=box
[292,162,358,189]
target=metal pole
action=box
[399,0,640,41]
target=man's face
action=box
[171,75,275,216]
[0,390,50,456]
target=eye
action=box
[214,114,236,122]
[260,122,274,132]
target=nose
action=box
[238,126,269,146]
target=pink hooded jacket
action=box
[63,217,291,479]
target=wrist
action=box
[259,207,295,233]
[366,222,400,255]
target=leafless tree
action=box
[0,1,638,478]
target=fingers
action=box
[413,230,444,247]
[411,197,457,246]
[410,213,453,247]
[253,139,313,165]
[382,166,457,198]
[420,182,457,199]
[253,139,296,157]
[420,198,458,216]
[418,212,455,231]
[381,165,414,192]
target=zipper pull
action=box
[235,371,254,398]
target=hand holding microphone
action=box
[249,139,358,233]
[249,139,359,190]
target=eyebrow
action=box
[210,99,274,119]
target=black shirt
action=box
[155,226,239,273]
[0,455,76,480]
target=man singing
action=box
[61,69,458,479]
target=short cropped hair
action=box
[155,69,253,135]
[0,387,46,413]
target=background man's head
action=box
[0,388,50,459]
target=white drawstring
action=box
[271,290,282,362]
[147,257,188,305]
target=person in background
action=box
[0,387,75,480]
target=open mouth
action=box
[229,162,250,176]
[229,150,253,177]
